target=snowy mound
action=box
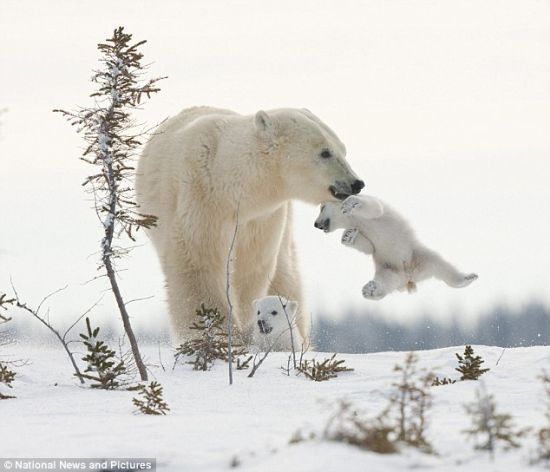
[2,344,549,471]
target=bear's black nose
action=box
[351,179,365,194]
[257,319,272,335]
[314,219,330,231]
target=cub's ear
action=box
[252,299,260,311]
[254,110,273,133]
[286,300,299,315]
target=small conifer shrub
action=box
[0,294,16,399]
[322,400,398,454]
[0,363,16,400]
[294,352,435,455]
[174,304,249,371]
[432,376,456,386]
[534,371,550,465]
[389,352,434,452]
[456,345,489,381]
[463,384,528,458]
[297,353,353,382]
[79,317,128,389]
[133,381,170,415]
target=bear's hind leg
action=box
[362,266,404,300]
[418,249,478,288]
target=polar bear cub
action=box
[314,195,478,300]
[253,296,304,351]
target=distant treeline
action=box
[7,301,549,353]
[313,302,550,353]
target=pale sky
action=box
[1,0,549,331]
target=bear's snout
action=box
[257,319,273,335]
[351,179,365,194]
[314,218,330,232]
[329,178,365,200]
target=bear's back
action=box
[161,106,238,135]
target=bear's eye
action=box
[271,310,278,316]
[257,310,261,315]
[320,149,332,159]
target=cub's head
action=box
[314,201,345,233]
[253,108,364,204]
[253,296,298,338]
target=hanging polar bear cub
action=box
[314,194,478,300]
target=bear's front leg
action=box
[341,228,374,255]
[341,195,384,219]
[165,265,228,344]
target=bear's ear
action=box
[254,110,273,134]
[286,300,299,315]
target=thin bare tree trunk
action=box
[225,207,240,385]
[101,138,148,381]
[104,258,148,381]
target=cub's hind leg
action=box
[417,248,478,288]
[362,266,404,300]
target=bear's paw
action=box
[341,228,359,246]
[341,196,361,215]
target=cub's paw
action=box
[459,273,478,287]
[341,196,361,215]
[362,280,386,300]
[341,228,359,246]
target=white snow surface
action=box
[2,344,549,471]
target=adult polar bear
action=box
[136,106,363,344]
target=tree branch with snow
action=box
[54,27,166,381]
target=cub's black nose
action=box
[314,219,330,231]
[257,319,272,335]
[351,179,365,194]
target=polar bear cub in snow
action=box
[253,296,304,351]
[314,195,478,300]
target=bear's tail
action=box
[406,281,417,293]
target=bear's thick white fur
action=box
[315,195,478,299]
[253,296,303,351]
[136,106,362,344]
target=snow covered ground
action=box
[2,343,549,471]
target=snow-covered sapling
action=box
[0,298,16,399]
[456,345,490,381]
[55,27,166,382]
[321,400,398,454]
[132,381,170,415]
[314,195,478,300]
[462,383,528,458]
[431,376,456,386]
[534,371,550,465]
[297,353,353,382]
[389,352,435,452]
[0,363,15,399]
[174,304,250,372]
[79,317,129,389]
[175,305,228,371]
